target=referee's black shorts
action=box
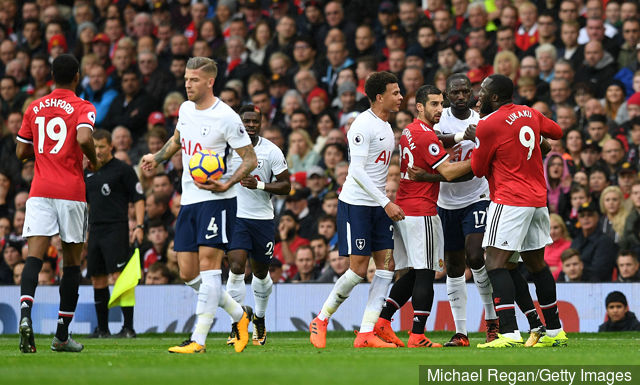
[87,222,130,277]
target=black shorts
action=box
[87,223,130,277]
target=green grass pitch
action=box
[1,332,638,385]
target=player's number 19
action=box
[35,116,67,154]
[519,125,535,160]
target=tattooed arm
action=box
[140,129,181,171]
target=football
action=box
[188,150,225,183]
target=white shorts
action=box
[482,202,552,252]
[393,215,444,272]
[23,197,88,243]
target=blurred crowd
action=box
[1,0,640,287]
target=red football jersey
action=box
[17,88,97,202]
[470,104,562,207]
[396,118,449,216]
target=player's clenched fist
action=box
[384,201,405,221]
[463,124,477,141]
[140,153,157,172]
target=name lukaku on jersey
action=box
[32,98,75,115]
[505,109,532,126]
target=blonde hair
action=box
[599,186,629,236]
[163,92,185,116]
[286,130,313,164]
[186,56,218,78]
[549,213,571,241]
[494,51,520,81]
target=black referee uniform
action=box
[85,157,144,337]
[86,158,144,276]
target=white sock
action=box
[471,266,497,320]
[251,274,273,318]
[226,272,246,305]
[503,330,521,340]
[546,328,562,337]
[359,270,394,333]
[190,270,221,345]
[185,275,202,292]
[318,269,363,321]
[219,290,244,323]
[447,274,468,335]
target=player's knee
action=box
[91,275,108,288]
[229,261,245,275]
[523,258,547,273]
[466,252,485,270]
[179,270,198,282]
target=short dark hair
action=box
[560,248,580,263]
[588,114,607,125]
[356,56,377,72]
[310,234,328,244]
[221,87,239,99]
[239,104,261,116]
[147,261,172,280]
[291,108,308,119]
[486,74,514,102]
[147,218,166,231]
[415,85,441,106]
[92,128,112,144]
[318,214,336,224]
[0,75,17,87]
[618,250,639,262]
[364,71,398,102]
[446,73,471,91]
[51,54,79,85]
[121,67,141,79]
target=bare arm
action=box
[435,159,472,181]
[132,199,145,244]
[195,144,257,192]
[77,126,98,168]
[240,169,291,195]
[436,124,477,148]
[541,138,551,157]
[16,141,34,160]
[141,129,182,171]
[408,166,474,182]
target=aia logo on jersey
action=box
[182,139,203,155]
[375,150,391,165]
[201,126,211,137]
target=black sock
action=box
[20,257,43,320]
[380,269,415,321]
[94,287,110,332]
[55,266,81,341]
[411,269,435,334]
[487,268,518,334]
[530,266,561,330]
[121,306,134,329]
[509,267,543,330]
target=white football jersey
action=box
[434,108,489,209]
[178,99,251,206]
[340,109,395,207]
[230,137,288,220]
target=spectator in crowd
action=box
[142,219,168,273]
[617,250,640,282]
[287,130,320,173]
[571,201,618,281]
[12,261,24,285]
[545,153,572,214]
[145,262,172,285]
[557,248,590,282]
[80,65,118,127]
[545,214,572,280]
[291,245,320,282]
[269,257,284,283]
[309,235,330,271]
[285,188,318,240]
[620,181,640,250]
[599,186,629,243]
[598,291,640,331]
[274,210,310,281]
[315,249,349,283]
[0,75,27,119]
[0,240,23,284]
[103,68,156,140]
[38,259,56,286]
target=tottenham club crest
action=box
[101,183,111,196]
[356,238,365,250]
[201,125,211,137]
[257,159,264,169]
[429,143,440,156]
